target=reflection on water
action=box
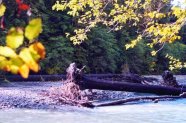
[0,99,186,123]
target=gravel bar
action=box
[0,81,134,109]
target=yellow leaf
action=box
[25,18,42,41]
[19,48,34,63]
[10,57,24,66]
[125,44,131,50]
[65,33,70,37]
[0,56,6,61]
[0,4,6,17]
[148,13,153,18]
[10,65,19,74]
[151,51,157,56]
[3,65,11,72]
[0,56,10,71]
[10,57,24,74]
[0,46,17,57]
[6,27,24,49]
[29,45,41,61]
[19,64,29,78]
[19,48,39,72]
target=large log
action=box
[80,76,186,95]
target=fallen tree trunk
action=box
[85,74,144,83]
[54,63,186,107]
[80,76,186,95]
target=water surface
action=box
[0,99,186,123]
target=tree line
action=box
[1,0,186,75]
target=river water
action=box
[0,99,186,123]
[0,75,186,123]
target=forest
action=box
[1,0,186,76]
[1,1,186,122]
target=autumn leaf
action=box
[6,27,24,49]
[18,4,30,11]
[10,65,19,74]
[0,4,6,17]
[16,0,22,4]
[0,17,44,78]
[0,56,10,71]
[10,57,24,74]
[0,56,6,61]
[29,42,46,60]
[25,18,42,41]
[19,64,29,78]
[29,45,41,61]
[0,46,17,57]
[19,48,39,72]
[10,57,24,66]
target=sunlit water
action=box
[0,99,186,123]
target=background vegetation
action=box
[1,0,186,75]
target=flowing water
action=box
[0,99,186,123]
[0,75,186,123]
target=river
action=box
[0,75,186,123]
[0,99,186,123]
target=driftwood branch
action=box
[93,93,186,107]
[58,96,94,107]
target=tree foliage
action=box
[52,0,186,71]
[0,2,45,78]
[52,0,184,45]
[75,27,121,73]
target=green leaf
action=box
[6,27,24,49]
[0,46,17,57]
[25,18,42,41]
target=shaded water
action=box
[0,99,186,123]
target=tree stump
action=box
[65,62,85,83]
[162,70,178,87]
[48,63,93,107]
[65,62,77,82]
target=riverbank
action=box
[0,75,185,109]
[0,81,134,109]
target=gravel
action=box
[0,75,185,109]
[0,82,63,109]
[0,81,134,109]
